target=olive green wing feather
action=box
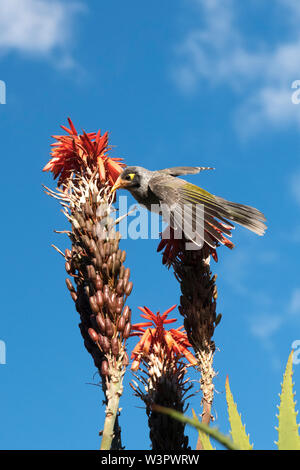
[149,174,267,250]
[149,174,228,249]
[179,182,267,236]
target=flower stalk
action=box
[157,229,223,447]
[130,306,196,450]
[43,118,132,450]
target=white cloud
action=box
[0,0,83,66]
[250,314,283,340]
[173,0,300,134]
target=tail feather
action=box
[215,196,267,236]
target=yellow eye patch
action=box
[128,173,135,180]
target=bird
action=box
[111,166,267,250]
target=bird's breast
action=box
[129,187,161,213]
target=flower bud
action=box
[89,296,99,314]
[104,242,110,256]
[123,322,131,339]
[101,360,109,376]
[111,337,119,356]
[123,351,129,366]
[122,306,131,322]
[123,268,130,285]
[102,336,110,353]
[97,333,104,348]
[116,296,124,309]
[88,328,98,343]
[103,285,109,304]
[65,278,74,292]
[119,265,125,279]
[124,281,133,296]
[96,314,106,334]
[116,279,124,295]
[117,316,126,332]
[105,318,114,338]
[95,274,103,291]
[85,219,93,234]
[89,239,98,254]
[109,293,117,311]
[87,265,96,281]
[97,240,105,259]
[95,253,102,269]
[65,261,71,274]
[70,291,77,302]
[95,291,104,308]
[84,202,94,218]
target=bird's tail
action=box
[214,196,267,236]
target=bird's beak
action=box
[111,176,131,194]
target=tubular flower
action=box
[157,224,234,265]
[130,305,195,451]
[43,117,125,187]
[130,305,197,372]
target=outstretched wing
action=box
[149,174,228,249]
[149,174,267,250]
[158,166,214,177]
[179,182,266,236]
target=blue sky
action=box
[0,0,300,450]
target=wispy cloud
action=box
[250,314,283,341]
[0,0,83,68]
[173,0,300,135]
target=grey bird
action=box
[111,166,267,250]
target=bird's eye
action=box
[126,173,135,181]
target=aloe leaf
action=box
[276,351,300,450]
[192,409,215,450]
[225,376,253,450]
[153,405,239,450]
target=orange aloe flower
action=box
[130,305,197,371]
[157,224,234,265]
[43,117,125,187]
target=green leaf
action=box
[225,376,253,450]
[192,409,215,450]
[153,405,240,450]
[277,351,300,450]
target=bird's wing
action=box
[149,175,267,250]
[149,174,228,249]
[178,181,267,236]
[158,166,214,177]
